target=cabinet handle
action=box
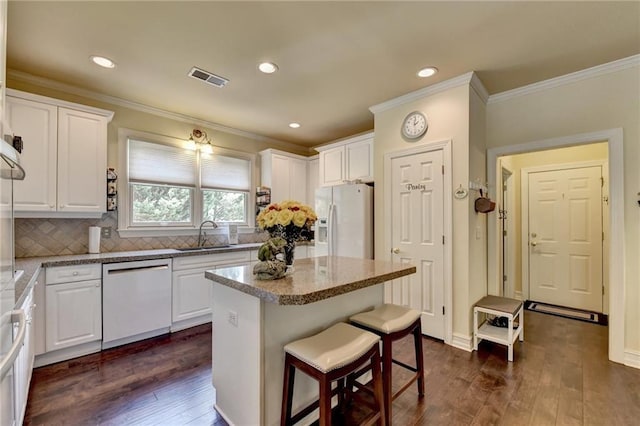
[49,204,55,209]
[391,247,400,254]
[72,271,79,276]
[95,283,100,287]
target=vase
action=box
[283,239,296,273]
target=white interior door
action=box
[528,166,603,311]
[386,149,445,339]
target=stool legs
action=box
[281,354,296,425]
[413,324,425,397]
[379,318,425,426]
[319,376,331,426]
[381,336,393,426]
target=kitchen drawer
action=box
[46,263,102,284]
[173,251,250,270]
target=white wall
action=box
[487,65,640,354]
[372,82,480,340]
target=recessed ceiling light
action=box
[289,122,301,129]
[417,66,438,78]
[90,55,116,69]
[258,62,279,74]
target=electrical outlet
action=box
[101,227,112,239]
[228,310,238,327]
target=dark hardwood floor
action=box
[24,311,640,425]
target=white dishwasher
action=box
[102,258,172,349]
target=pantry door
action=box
[527,165,603,311]
[386,147,446,340]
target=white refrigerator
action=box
[315,183,373,258]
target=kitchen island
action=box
[205,255,416,426]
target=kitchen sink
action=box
[176,245,230,252]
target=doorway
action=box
[487,129,624,364]
[523,162,605,312]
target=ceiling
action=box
[6,1,640,148]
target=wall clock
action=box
[401,111,428,140]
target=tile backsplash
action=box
[15,213,269,258]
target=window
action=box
[118,129,254,236]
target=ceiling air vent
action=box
[188,66,229,88]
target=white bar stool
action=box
[281,322,386,426]
[350,304,425,426]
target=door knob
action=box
[531,241,537,247]
[391,247,400,254]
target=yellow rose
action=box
[264,210,279,228]
[292,210,307,227]
[276,209,294,226]
[279,200,294,209]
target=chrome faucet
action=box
[197,220,218,247]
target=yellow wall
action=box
[487,66,640,353]
[468,85,488,333]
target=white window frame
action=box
[117,128,256,238]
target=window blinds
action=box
[129,139,196,186]
[201,153,251,191]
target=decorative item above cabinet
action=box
[314,131,373,187]
[6,89,114,217]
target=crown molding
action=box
[470,72,489,104]
[7,88,114,121]
[488,54,640,105]
[6,69,303,151]
[369,72,475,114]
[313,130,374,152]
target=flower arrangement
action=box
[256,200,317,269]
[256,200,317,241]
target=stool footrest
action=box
[393,375,421,400]
[289,384,343,425]
[392,358,418,372]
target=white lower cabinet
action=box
[172,251,251,331]
[13,285,35,426]
[45,264,102,352]
[172,268,214,325]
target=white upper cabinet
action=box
[260,149,309,204]
[316,132,373,187]
[6,89,114,216]
[6,97,57,211]
[57,107,108,212]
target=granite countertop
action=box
[13,243,264,308]
[205,256,416,305]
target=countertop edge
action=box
[206,263,417,305]
[13,243,264,307]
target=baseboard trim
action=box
[214,404,235,426]
[624,349,640,369]
[102,327,170,350]
[170,317,211,333]
[451,332,473,352]
[34,340,102,367]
